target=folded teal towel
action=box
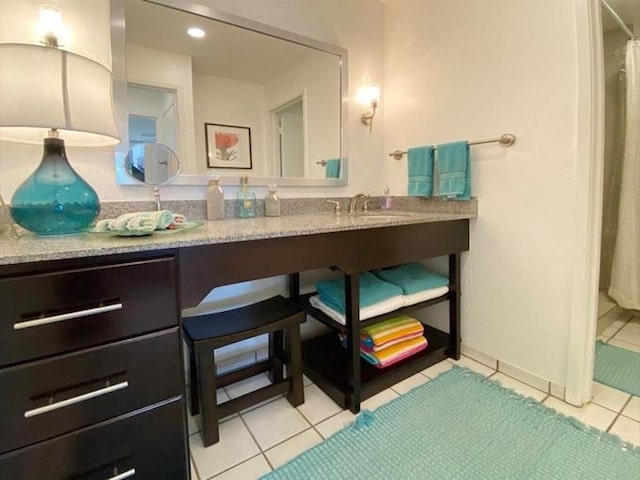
[437,140,470,200]
[325,159,340,178]
[94,210,174,233]
[315,272,403,314]
[407,146,434,196]
[374,263,449,295]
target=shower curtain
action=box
[608,39,640,310]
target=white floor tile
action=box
[543,397,617,431]
[449,355,496,377]
[498,362,549,392]
[591,382,631,412]
[315,409,356,439]
[613,324,640,347]
[608,338,640,353]
[190,459,199,480]
[303,374,313,387]
[242,397,311,450]
[622,396,640,422]
[391,373,431,395]
[190,416,260,479]
[422,360,454,379]
[224,373,271,399]
[609,416,640,447]
[296,384,343,425]
[601,307,634,337]
[264,428,323,469]
[361,388,399,410]
[597,292,617,319]
[212,455,272,480]
[490,373,547,402]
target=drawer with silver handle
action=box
[0,329,182,454]
[0,255,178,366]
[0,398,187,479]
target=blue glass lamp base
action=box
[10,137,100,235]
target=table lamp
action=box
[0,4,119,235]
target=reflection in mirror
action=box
[128,84,178,154]
[124,143,181,209]
[112,0,348,187]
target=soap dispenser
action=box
[236,176,256,218]
[206,172,226,220]
[382,187,393,210]
[265,184,281,217]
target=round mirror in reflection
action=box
[124,143,181,186]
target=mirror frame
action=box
[111,0,349,187]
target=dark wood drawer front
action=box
[0,398,187,479]
[0,329,182,453]
[0,256,178,366]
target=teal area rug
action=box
[262,367,640,480]
[594,340,640,397]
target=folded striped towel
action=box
[374,263,448,295]
[340,334,428,369]
[94,210,175,233]
[339,315,424,352]
[315,272,404,315]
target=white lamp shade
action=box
[0,43,120,146]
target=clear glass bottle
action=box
[236,176,256,218]
[265,184,281,217]
[206,173,225,220]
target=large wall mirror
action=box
[112,0,348,187]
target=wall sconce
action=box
[357,85,380,133]
[0,2,119,235]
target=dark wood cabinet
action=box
[0,252,188,479]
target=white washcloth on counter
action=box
[94,210,175,233]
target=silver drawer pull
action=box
[107,469,136,480]
[24,381,129,418]
[13,303,123,330]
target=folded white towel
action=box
[309,295,404,325]
[308,285,450,325]
[402,286,449,305]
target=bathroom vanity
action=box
[0,209,471,477]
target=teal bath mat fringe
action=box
[594,340,640,397]
[262,366,640,480]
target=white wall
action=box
[193,73,269,176]
[265,52,342,178]
[0,0,385,202]
[384,0,587,386]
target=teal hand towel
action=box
[374,262,449,295]
[315,272,403,314]
[407,146,434,196]
[325,159,340,178]
[437,141,470,200]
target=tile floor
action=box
[188,299,640,479]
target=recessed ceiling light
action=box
[187,27,205,38]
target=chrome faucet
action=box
[348,193,369,213]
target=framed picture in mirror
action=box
[205,123,253,170]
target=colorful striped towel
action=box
[360,336,428,369]
[359,315,424,351]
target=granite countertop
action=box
[0,208,476,266]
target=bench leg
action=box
[269,331,284,384]
[188,345,200,416]
[286,324,304,407]
[197,345,220,446]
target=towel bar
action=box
[389,133,516,160]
